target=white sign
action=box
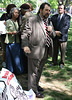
[0,21,6,35]
[0,68,35,100]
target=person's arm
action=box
[55,31,62,37]
[47,21,56,38]
[7,31,17,35]
[21,18,32,53]
[50,15,62,37]
[60,15,71,34]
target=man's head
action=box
[58,3,65,14]
[20,3,30,15]
[37,2,51,19]
[26,3,33,11]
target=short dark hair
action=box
[6,4,16,14]
[37,2,51,14]
[26,3,33,11]
[58,3,65,10]
[20,3,30,11]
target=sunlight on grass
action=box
[64,81,72,91]
[44,89,72,100]
[42,71,51,77]
[44,96,56,100]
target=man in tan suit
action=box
[21,2,60,98]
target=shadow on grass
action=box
[43,65,72,82]
[43,33,72,82]
[66,41,72,63]
[44,88,72,100]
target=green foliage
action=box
[0,0,37,10]
[0,0,72,11]
[57,0,72,6]
[0,0,2,3]
[0,12,4,17]
[24,0,37,9]
[48,0,58,10]
[10,0,23,7]
[0,0,24,8]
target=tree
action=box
[10,0,23,7]
[48,0,58,10]
[1,0,37,9]
[1,0,72,10]
[57,0,72,6]
[0,0,2,3]
[24,0,37,9]
[1,0,24,8]
[47,0,72,11]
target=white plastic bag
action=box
[0,68,35,100]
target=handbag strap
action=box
[12,20,18,43]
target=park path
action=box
[35,74,72,100]
[16,72,72,100]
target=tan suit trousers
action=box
[28,46,49,92]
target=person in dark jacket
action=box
[51,3,71,68]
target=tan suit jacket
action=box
[21,15,56,59]
[20,12,35,32]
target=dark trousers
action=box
[52,39,67,65]
[22,50,28,73]
[1,34,6,62]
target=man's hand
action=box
[13,31,17,34]
[8,31,17,34]
[24,46,31,54]
[4,21,6,26]
[47,26,52,32]
[55,31,62,37]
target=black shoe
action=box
[35,91,44,98]
[59,64,63,69]
[37,86,44,92]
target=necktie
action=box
[43,19,51,47]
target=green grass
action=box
[44,89,72,100]
[43,17,72,100]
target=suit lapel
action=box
[37,15,46,36]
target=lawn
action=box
[42,17,72,100]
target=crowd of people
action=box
[0,2,71,98]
